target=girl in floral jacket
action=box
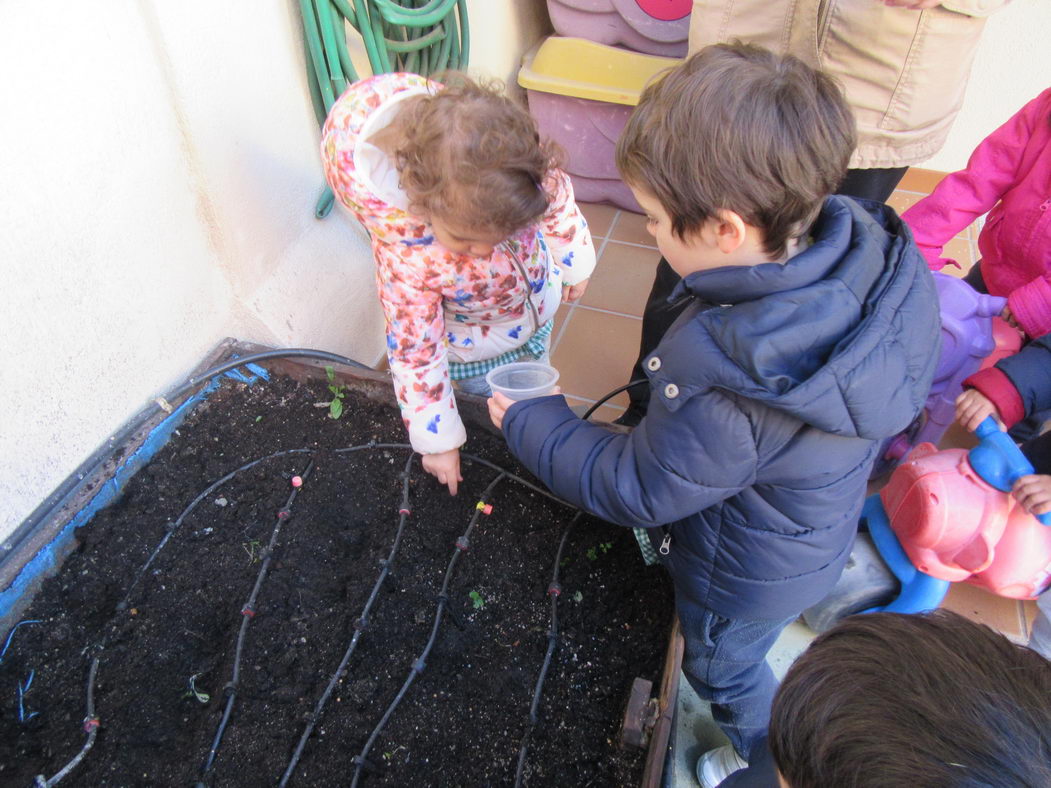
[321,73,595,494]
[903,88,1051,340]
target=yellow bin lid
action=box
[518,36,681,107]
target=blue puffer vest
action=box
[503,196,940,619]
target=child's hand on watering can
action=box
[955,389,1004,433]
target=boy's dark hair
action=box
[394,74,563,237]
[770,610,1051,788]
[615,42,855,260]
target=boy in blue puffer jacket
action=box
[487,43,940,786]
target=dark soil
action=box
[0,374,673,787]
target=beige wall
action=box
[0,0,549,545]
[926,0,1051,172]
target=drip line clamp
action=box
[277,509,291,520]
[398,507,411,516]
[353,617,367,631]
[475,501,493,515]
[547,583,562,597]
[455,536,470,550]
[241,606,256,617]
[83,716,100,732]
[412,657,426,673]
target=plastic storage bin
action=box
[546,0,691,58]
[519,36,680,213]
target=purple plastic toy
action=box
[546,0,691,57]
[881,273,1008,468]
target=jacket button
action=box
[664,383,679,399]
[646,356,662,372]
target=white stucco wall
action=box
[0,0,550,545]
[925,0,1051,172]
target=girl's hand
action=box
[422,448,462,495]
[955,389,1003,432]
[563,278,590,303]
[1002,305,1021,330]
[1013,475,1051,516]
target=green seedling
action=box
[573,591,583,603]
[323,366,346,419]
[184,673,210,704]
[468,590,485,610]
[254,415,262,423]
[242,539,262,564]
[586,542,613,561]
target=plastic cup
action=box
[485,362,560,401]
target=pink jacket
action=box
[902,87,1051,339]
[321,74,595,455]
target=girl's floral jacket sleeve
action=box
[539,170,596,286]
[377,248,467,456]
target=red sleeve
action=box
[963,366,1026,428]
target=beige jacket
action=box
[688,0,1010,169]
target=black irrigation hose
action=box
[108,448,315,632]
[279,451,417,787]
[163,348,371,408]
[33,657,99,788]
[581,379,648,422]
[23,435,576,786]
[513,515,579,787]
[198,460,317,783]
[349,471,508,787]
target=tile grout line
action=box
[551,209,625,355]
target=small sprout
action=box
[573,591,583,603]
[242,540,262,564]
[254,415,262,423]
[560,557,570,567]
[468,590,485,610]
[586,547,598,561]
[323,366,346,420]
[601,542,612,554]
[185,674,210,704]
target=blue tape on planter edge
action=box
[0,367,269,622]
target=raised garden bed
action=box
[0,360,674,786]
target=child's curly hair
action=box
[394,75,563,237]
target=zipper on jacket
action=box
[503,242,541,335]
[658,526,671,556]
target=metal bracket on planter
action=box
[862,495,951,614]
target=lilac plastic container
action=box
[880,273,1008,470]
[546,0,691,57]
[525,91,640,212]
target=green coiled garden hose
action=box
[298,0,469,218]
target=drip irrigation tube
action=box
[581,379,647,422]
[279,452,417,786]
[198,460,317,781]
[514,515,579,787]
[349,471,507,786]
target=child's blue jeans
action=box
[675,592,796,759]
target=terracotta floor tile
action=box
[551,307,641,402]
[899,167,946,193]
[887,189,925,215]
[578,202,618,239]
[564,394,627,421]
[940,582,1028,643]
[582,241,661,317]
[610,210,655,247]
[943,236,977,269]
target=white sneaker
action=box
[695,744,748,787]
